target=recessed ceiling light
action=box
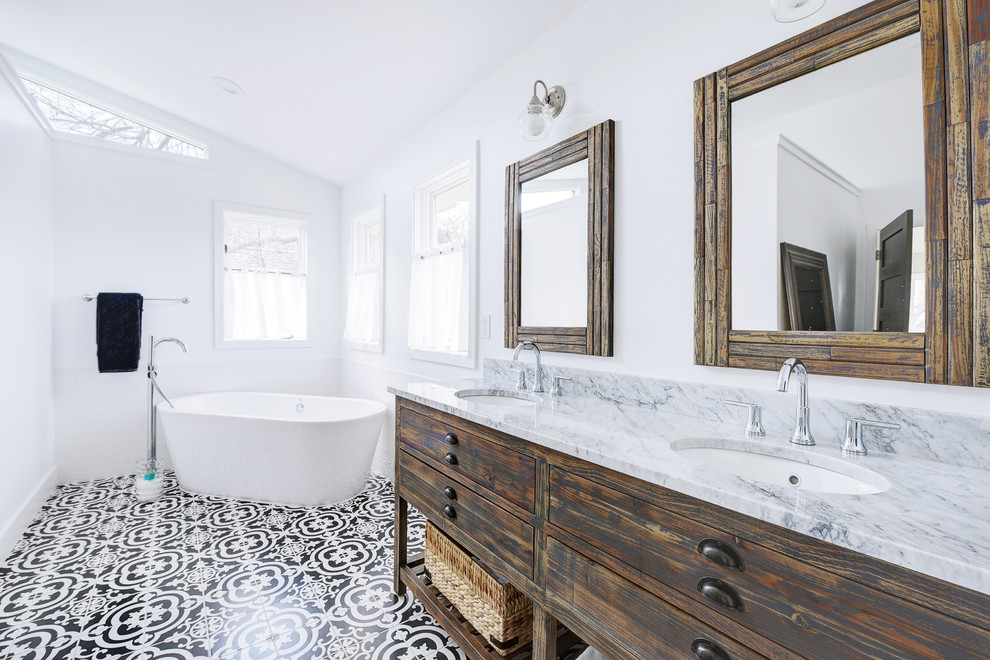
[211,76,244,96]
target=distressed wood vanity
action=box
[393,1,990,655]
[393,397,990,659]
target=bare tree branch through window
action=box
[21,78,207,159]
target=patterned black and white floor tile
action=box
[0,472,465,660]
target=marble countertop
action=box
[389,378,990,596]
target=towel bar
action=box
[82,294,190,304]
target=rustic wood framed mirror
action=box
[694,0,990,386]
[506,119,615,355]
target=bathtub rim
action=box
[157,391,386,424]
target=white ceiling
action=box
[0,0,588,185]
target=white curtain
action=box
[223,269,307,341]
[343,270,382,346]
[407,248,468,354]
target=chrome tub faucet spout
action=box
[147,336,187,461]
[776,357,815,446]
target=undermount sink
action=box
[454,389,539,407]
[671,438,890,495]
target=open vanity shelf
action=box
[399,553,582,660]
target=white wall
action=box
[777,148,859,330]
[0,61,56,553]
[732,136,860,331]
[52,137,340,369]
[45,81,342,483]
[520,194,587,327]
[731,137,780,330]
[340,0,989,422]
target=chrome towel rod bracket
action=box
[82,294,190,304]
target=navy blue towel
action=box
[96,293,144,373]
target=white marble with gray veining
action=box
[388,364,990,596]
[486,359,990,469]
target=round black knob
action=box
[443,504,456,520]
[444,432,458,445]
[443,452,458,466]
[692,639,730,660]
[698,539,744,571]
[443,486,456,500]
[697,577,743,611]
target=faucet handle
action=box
[551,376,572,396]
[841,418,899,456]
[509,368,526,391]
[724,400,766,438]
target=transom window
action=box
[19,75,208,159]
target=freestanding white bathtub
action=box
[158,392,386,507]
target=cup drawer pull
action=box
[443,504,456,520]
[444,432,458,445]
[444,452,458,466]
[692,639,731,660]
[697,577,743,611]
[443,486,456,500]
[698,539,744,571]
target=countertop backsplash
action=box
[484,358,990,470]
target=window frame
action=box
[12,68,212,166]
[344,198,385,353]
[214,202,312,349]
[407,143,479,368]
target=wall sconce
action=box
[770,0,825,22]
[517,80,566,141]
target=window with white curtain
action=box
[408,150,477,366]
[216,206,309,346]
[343,202,384,352]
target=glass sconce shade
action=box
[770,0,826,22]
[518,96,554,141]
[517,80,565,141]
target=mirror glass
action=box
[520,159,588,327]
[731,33,925,333]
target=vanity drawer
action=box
[549,466,990,659]
[546,537,766,660]
[399,450,534,580]
[398,405,536,512]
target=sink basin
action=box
[671,438,890,495]
[454,389,539,407]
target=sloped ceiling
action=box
[0,0,588,185]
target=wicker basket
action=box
[425,521,533,656]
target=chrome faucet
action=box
[776,358,814,446]
[841,418,900,456]
[512,341,545,393]
[149,336,187,408]
[147,336,187,460]
[724,400,766,438]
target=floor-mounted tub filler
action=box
[159,392,386,506]
[137,335,187,501]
